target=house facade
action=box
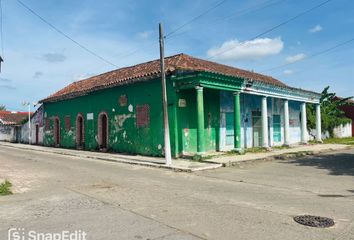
[40,54,322,157]
[0,111,30,142]
[339,99,354,136]
[20,105,44,144]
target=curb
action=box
[0,143,222,172]
[204,146,353,167]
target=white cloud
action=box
[137,31,153,39]
[0,77,11,82]
[0,85,16,90]
[72,73,94,81]
[309,25,323,33]
[33,71,43,79]
[286,53,306,63]
[207,37,284,61]
[283,69,293,75]
[42,53,67,63]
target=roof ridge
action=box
[73,53,185,84]
[175,54,284,85]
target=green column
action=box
[233,92,242,151]
[196,86,205,154]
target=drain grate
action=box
[294,215,334,228]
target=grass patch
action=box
[244,147,268,153]
[0,180,13,196]
[323,137,354,145]
[272,145,290,150]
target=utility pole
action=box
[22,101,31,144]
[28,104,31,144]
[159,23,172,166]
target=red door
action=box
[35,124,39,145]
[77,116,84,148]
[101,114,107,149]
[54,118,60,146]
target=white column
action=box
[284,100,290,146]
[301,102,308,144]
[262,96,269,148]
[316,104,322,142]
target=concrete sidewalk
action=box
[0,142,351,171]
[205,144,352,166]
[0,142,222,172]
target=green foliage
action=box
[0,180,12,196]
[323,137,354,145]
[0,104,6,111]
[307,86,353,137]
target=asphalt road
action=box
[0,145,353,240]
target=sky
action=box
[0,0,353,111]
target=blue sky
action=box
[0,0,353,111]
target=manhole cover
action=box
[293,215,334,228]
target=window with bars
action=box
[136,104,150,127]
[65,116,71,130]
[45,118,50,130]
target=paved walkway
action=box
[206,144,352,166]
[0,142,351,171]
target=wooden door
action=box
[252,111,262,147]
[225,112,234,146]
[101,114,108,149]
[35,124,39,145]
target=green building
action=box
[40,54,322,158]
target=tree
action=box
[0,104,5,111]
[307,86,353,137]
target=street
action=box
[0,145,353,240]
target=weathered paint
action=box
[220,91,305,150]
[176,88,220,155]
[42,70,317,157]
[233,92,241,150]
[0,125,18,142]
[196,86,205,154]
[43,77,178,157]
[20,105,44,144]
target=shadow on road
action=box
[285,152,354,176]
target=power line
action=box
[206,0,284,27]
[262,37,354,73]
[165,0,228,38]
[16,0,118,68]
[110,0,229,62]
[208,0,334,60]
[166,0,285,41]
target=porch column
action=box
[261,96,269,148]
[284,100,290,146]
[233,92,242,151]
[301,102,308,144]
[196,86,205,154]
[316,104,322,142]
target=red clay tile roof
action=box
[41,53,290,103]
[335,96,354,104]
[0,111,31,125]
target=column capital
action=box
[233,91,241,96]
[195,86,203,91]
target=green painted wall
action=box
[176,88,220,154]
[43,78,178,157]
